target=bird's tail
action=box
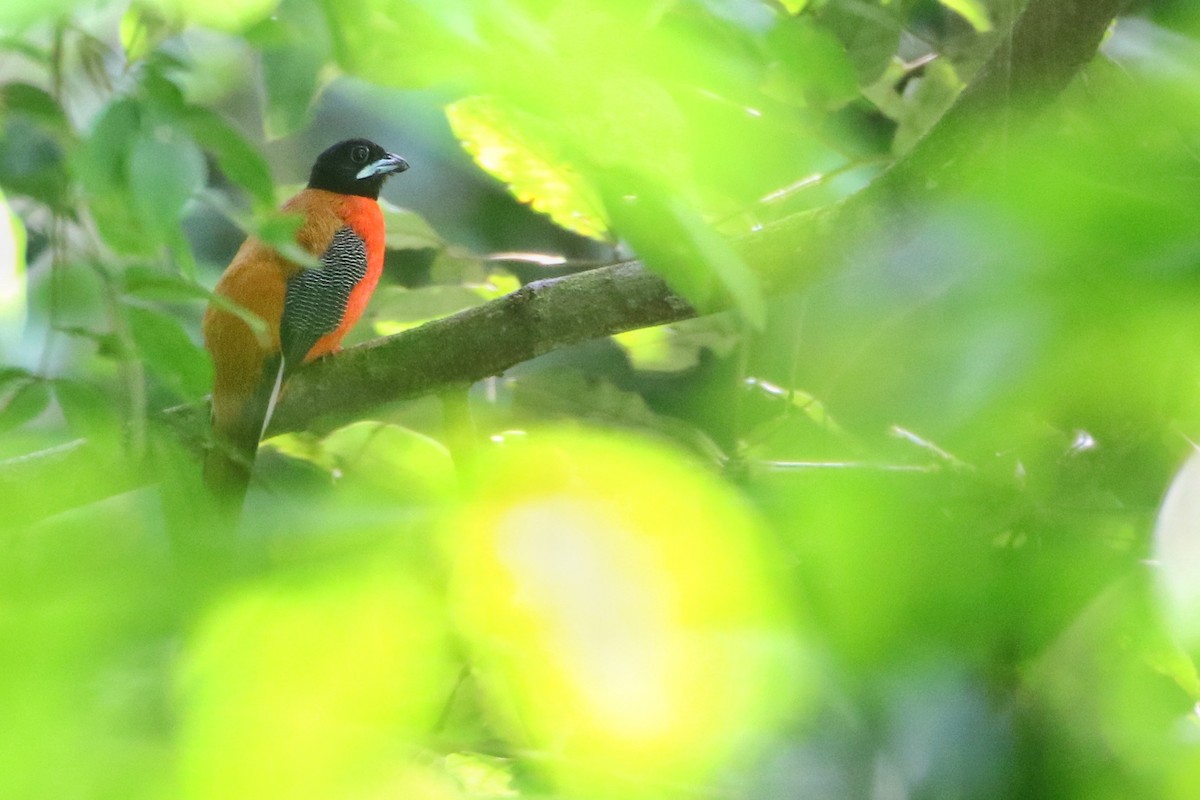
[203,355,287,517]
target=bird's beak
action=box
[356,153,409,180]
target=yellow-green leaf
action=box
[179,568,454,799]
[446,95,610,241]
[938,0,993,32]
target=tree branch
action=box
[266,261,695,435]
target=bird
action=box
[201,138,409,510]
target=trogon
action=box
[202,138,408,507]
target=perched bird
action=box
[202,138,409,508]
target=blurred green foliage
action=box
[2,1,1200,799]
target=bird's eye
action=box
[351,145,370,164]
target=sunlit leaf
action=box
[938,0,993,33]
[446,96,611,241]
[120,5,178,62]
[611,316,740,373]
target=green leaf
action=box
[815,0,903,85]
[320,0,481,88]
[252,209,320,268]
[179,107,274,207]
[0,116,71,211]
[76,99,147,254]
[128,122,207,238]
[427,249,488,286]
[54,379,122,443]
[0,35,50,63]
[606,176,765,327]
[125,305,213,401]
[446,96,611,241]
[0,378,50,435]
[380,201,443,251]
[938,0,993,32]
[253,0,333,138]
[0,366,31,394]
[0,82,70,132]
[764,16,860,110]
[123,265,211,302]
[122,266,272,346]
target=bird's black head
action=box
[307,138,409,199]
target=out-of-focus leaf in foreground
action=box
[448,428,808,795]
[138,0,280,32]
[178,563,454,799]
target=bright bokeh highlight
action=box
[448,428,806,795]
